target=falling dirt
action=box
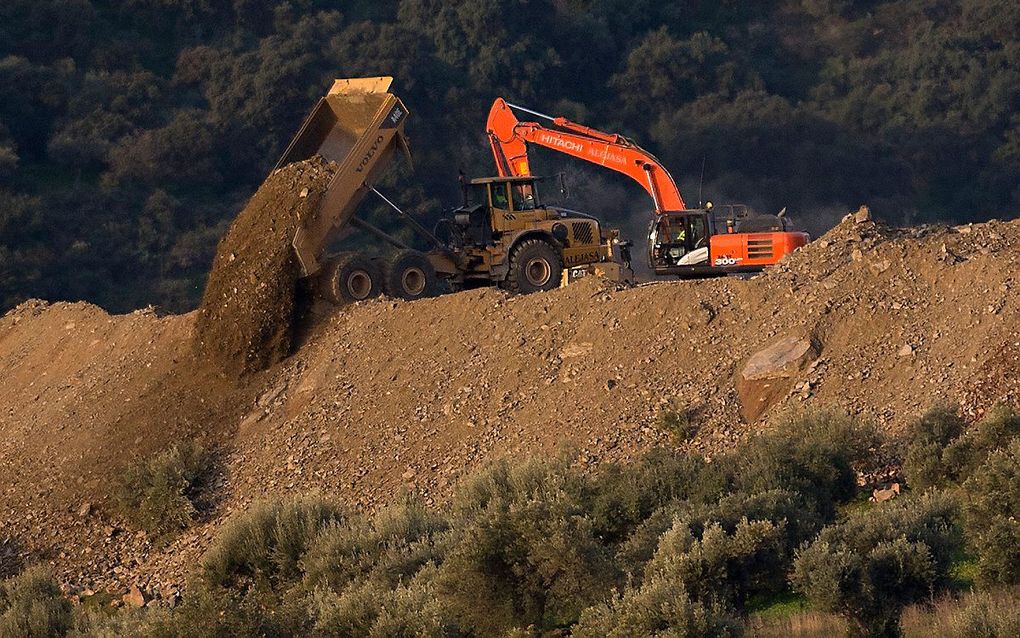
[194,157,337,377]
[1,211,1018,597]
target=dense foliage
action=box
[5,406,1020,636]
[1,0,1018,312]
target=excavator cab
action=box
[649,212,711,268]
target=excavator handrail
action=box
[486,98,686,213]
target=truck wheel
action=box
[503,238,562,294]
[317,253,383,304]
[384,250,439,300]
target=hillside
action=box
[1,212,1018,598]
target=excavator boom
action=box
[487,98,686,212]
[486,98,809,276]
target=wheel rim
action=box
[401,267,427,296]
[525,258,552,286]
[346,271,372,299]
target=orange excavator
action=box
[486,98,809,277]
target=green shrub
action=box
[113,442,214,540]
[573,575,741,638]
[309,567,450,638]
[301,493,449,592]
[308,580,382,637]
[906,406,1020,490]
[685,490,824,554]
[962,439,1020,586]
[733,410,878,517]
[618,490,821,591]
[0,567,72,638]
[657,405,700,442]
[903,406,967,490]
[648,518,787,610]
[438,456,617,634]
[70,605,174,638]
[945,406,1020,482]
[792,492,961,637]
[201,497,345,591]
[587,449,711,543]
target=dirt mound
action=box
[194,157,337,376]
[1,212,1018,597]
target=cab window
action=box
[688,216,708,249]
[490,183,510,209]
[511,183,538,211]
[468,183,489,207]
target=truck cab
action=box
[446,176,627,291]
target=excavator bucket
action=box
[275,77,411,277]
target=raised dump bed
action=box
[276,76,410,278]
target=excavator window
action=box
[511,183,538,211]
[689,215,708,249]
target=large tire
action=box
[316,253,383,304]
[383,249,440,301]
[503,238,563,294]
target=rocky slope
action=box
[1,211,1017,603]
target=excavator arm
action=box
[486,98,686,213]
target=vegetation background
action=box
[1,0,1018,312]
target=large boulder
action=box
[736,335,819,422]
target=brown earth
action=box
[194,157,338,376]
[1,212,1018,602]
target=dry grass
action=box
[745,611,849,637]
[745,588,1020,638]
[901,588,1020,638]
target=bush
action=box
[301,493,449,592]
[618,490,821,594]
[113,442,214,540]
[309,567,450,638]
[0,567,72,638]
[733,410,878,517]
[792,492,961,637]
[944,406,1020,482]
[906,406,1020,490]
[962,439,1020,586]
[648,518,787,610]
[201,497,345,591]
[573,575,741,638]
[70,605,174,638]
[586,449,712,543]
[903,406,967,490]
[657,404,700,442]
[438,456,617,634]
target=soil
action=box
[194,157,337,377]
[1,210,1018,603]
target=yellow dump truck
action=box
[276,77,631,303]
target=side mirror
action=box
[558,172,570,199]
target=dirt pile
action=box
[194,157,337,376]
[1,212,1018,597]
